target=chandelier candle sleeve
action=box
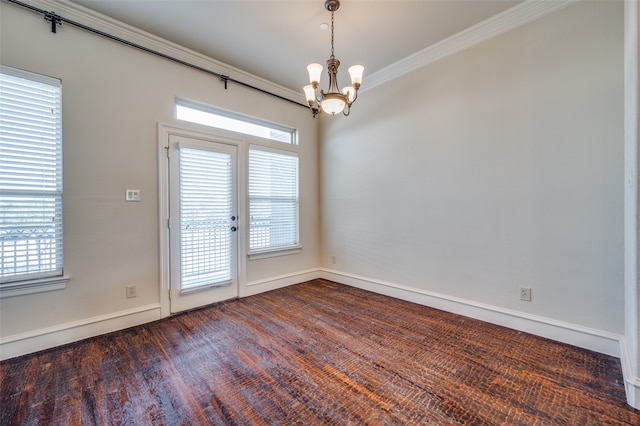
[348,65,364,86]
[303,85,316,104]
[307,63,323,85]
[304,0,364,117]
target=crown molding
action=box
[363,0,576,93]
[8,0,575,104]
[9,0,307,105]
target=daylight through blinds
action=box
[249,148,299,252]
[0,66,63,283]
[179,146,233,290]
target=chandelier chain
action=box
[330,11,335,58]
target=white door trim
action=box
[158,123,248,318]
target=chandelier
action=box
[303,0,364,117]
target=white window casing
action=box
[248,146,300,258]
[0,65,68,297]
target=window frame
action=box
[0,65,68,298]
[173,97,302,261]
[247,145,300,260]
[175,97,297,145]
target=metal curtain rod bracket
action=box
[44,10,61,33]
[5,0,306,108]
[220,75,229,90]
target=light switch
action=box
[125,189,140,202]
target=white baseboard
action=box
[626,378,640,410]
[320,269,623,358]
[0,269,319,361]
[244,269,321,297]
[619,337,640,409]
[0,270,625,360]
[328,266,637,409]
[0,304,161,361]
[4,270,637,409]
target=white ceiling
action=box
[69,0,523,92]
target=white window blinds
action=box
[249,147,299,252]
[178,145,233,290]
[0,66,63,284]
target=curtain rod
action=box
[6,0,308,109]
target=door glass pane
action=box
[178,146,233,290]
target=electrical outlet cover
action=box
[126,285,137,298]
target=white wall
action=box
[0,0,636,406]
[322,1,624,335]
[0,0,627,366]
[0,1,319,354]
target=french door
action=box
[168,134,238,313]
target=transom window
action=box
[176,98,296,145]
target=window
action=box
[249,147,299,254]
[177,143,235,290]
[173,97,300,259]
[176,98,296,144]
[0,66,64,289]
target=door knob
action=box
[230,226,237,232]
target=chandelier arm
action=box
[345,86,358,112]
[346,89,358,106]
[317,89,325,104]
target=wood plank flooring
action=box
[1,279,639,425]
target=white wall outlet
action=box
[125,189,140,202]
[126,285,137,298]
[520,287,532,302]
[331,255,337,264]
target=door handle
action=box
[230,226,237,232]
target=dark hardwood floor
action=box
[1,279,639,425]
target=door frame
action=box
[158,123,247,318]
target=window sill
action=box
[0,276,70,299]
[248,246,302,260]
